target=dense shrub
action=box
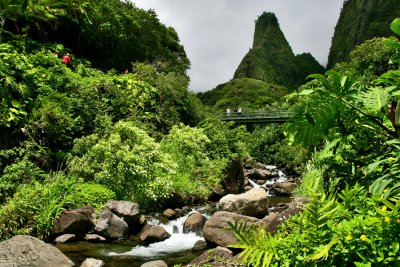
[248,125,308,175]
[67,121,175,209]
[65,183,116,211]
[0,174,79,240]
[161,124,221,199]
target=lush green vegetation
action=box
[2,2,400,266]
[0,1,246,240]
[197,78,289,112]
[230,18,400,266]
[327,0,400,69]
[2,0,189,75]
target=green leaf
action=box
[390,18,400,36]
[384,39,400,49]
[299,89,315,96]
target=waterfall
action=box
[108,210,205,258]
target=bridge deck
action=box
[219,111,295,124]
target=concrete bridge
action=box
[219,111,295,124]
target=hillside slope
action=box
[327,0,400,68]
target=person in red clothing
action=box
[62,53,71,65]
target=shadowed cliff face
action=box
[233,12,323,90]
[327,0,400,69]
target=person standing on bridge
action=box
[226,107,231,115]
[238,107,242,116]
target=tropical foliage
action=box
[0,1,248,240]
[231,17,400,267]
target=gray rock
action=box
[105,201,142,233]
[218,188,269,217]
[255,162,266,169]
[244,185,253,191]
[84,234,107,243]
[54,234,76,243]
[192,240,208,252]
[203,211,260,247]
[140,260,168,267]
[52,206,96,235]
[188,246,244,267]
[266,197,309,234]
[163,208,178,220]
[95,209,129,240]
[221,158,245,194]
[183,213,207,235]
[80,258,105,267]
[140,225,171,244]
[271,181,297,196]
[0,235,74,267]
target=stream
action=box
[57,166,294,266]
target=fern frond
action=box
[353,86,395,115]
[307,237,339,262]
[229,222,278,267]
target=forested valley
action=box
[0,0,400,266]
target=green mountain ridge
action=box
[327,0,400,69]
[233,12,324,90]
[199,12,324,111]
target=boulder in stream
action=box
[52,206,96,236]
[188,246,244,267]
[271,181,297,196]
[105,201,142,232]
[0,235,74,267]
[54,234,77,243]
[218,188,269,217]
[80,258,105,267]
[203,211,260,247]
[140,260,168,267]
[139,225,171,244]
[94,209,129,240]
[183,212,207,235]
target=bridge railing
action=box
[216,111,296,119]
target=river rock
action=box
[0,235,74,267]
[188,246,244,267]
[255,162,266,169]
[105,201,142,232]
[54,234,76,243]
[52,206,96,236]
[244,185,253,191]
[218,188,269,217]
[140,225,171,244]
[221,158,245,194]
[248,168,273,180]
[183,213,207,234]
[271,181,297,196]
[192,240,208,251]
[203,211,260,247]
[84,234,107,242]
[163,208,179,219]
[95,209,129,240]
[140,260,168,267]
[80,258,105,267]
[266,197,309,234]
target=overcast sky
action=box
[132,1,345,92]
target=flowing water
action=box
[58,165,294,266]
[58,210,208,266]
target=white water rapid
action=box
[108,211,205,258]
[247,165,289,196]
